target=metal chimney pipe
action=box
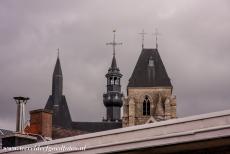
[13,97,29,133]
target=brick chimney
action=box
[25,109,53,139]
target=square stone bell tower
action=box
[122,48,176,127]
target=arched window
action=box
[114,77,117,85]
[143,95,150,116]
[110,77,113,85]
[115,77,120,85]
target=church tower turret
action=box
[45,51,72,129]
[103,30,123,122]
[52,53,63,106]
[122,30,176,127]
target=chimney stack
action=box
[25,109,53,139]
[13,96,29,133]
[2,97,37,148]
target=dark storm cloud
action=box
[0,0,230,130]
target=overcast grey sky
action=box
[0,0,230,131]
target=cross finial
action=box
[106,30,122,57]
[139,29,147,49]
[57,48,60,58]
[153,28,160,49]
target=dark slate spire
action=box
[103,31,123,122]
[128,48,172,87]
[103,54,123,122]
[45,54,72,129]
[52,56,63,105]
[111,55,117,69]
[53,55,62,76]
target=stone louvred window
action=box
[143,96,150,116]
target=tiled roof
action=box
[128,48,172,87]
[45,95,72,129]
[52,126,85,139]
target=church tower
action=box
[122,36,176,127]
[45,53,72,129]
[103,31,123,122]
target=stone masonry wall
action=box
[123,87,176,127]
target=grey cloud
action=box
[0,0,230,130]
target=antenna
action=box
[106,30,122,57]
[139,29,147,49]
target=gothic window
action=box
[143,95,150,116]
[143,102,146,115]
[147,101,150,115]
[115,77,120,85]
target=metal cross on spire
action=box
[153,28,161,49]
[57,48,60,58]
[106,30,122,56]
[139,29,147,49]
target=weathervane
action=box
[153,28,160,49]
[106,30,122,56]
[139,29,147,49]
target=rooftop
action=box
[128,48,172,88]
[2,109,230,153]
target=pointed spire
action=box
[52,53,63,99]
[106,30,122,71]
[53,55,62,76]
[104,31,123,122]
[45,51,72,129]
[111,55,117,69]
